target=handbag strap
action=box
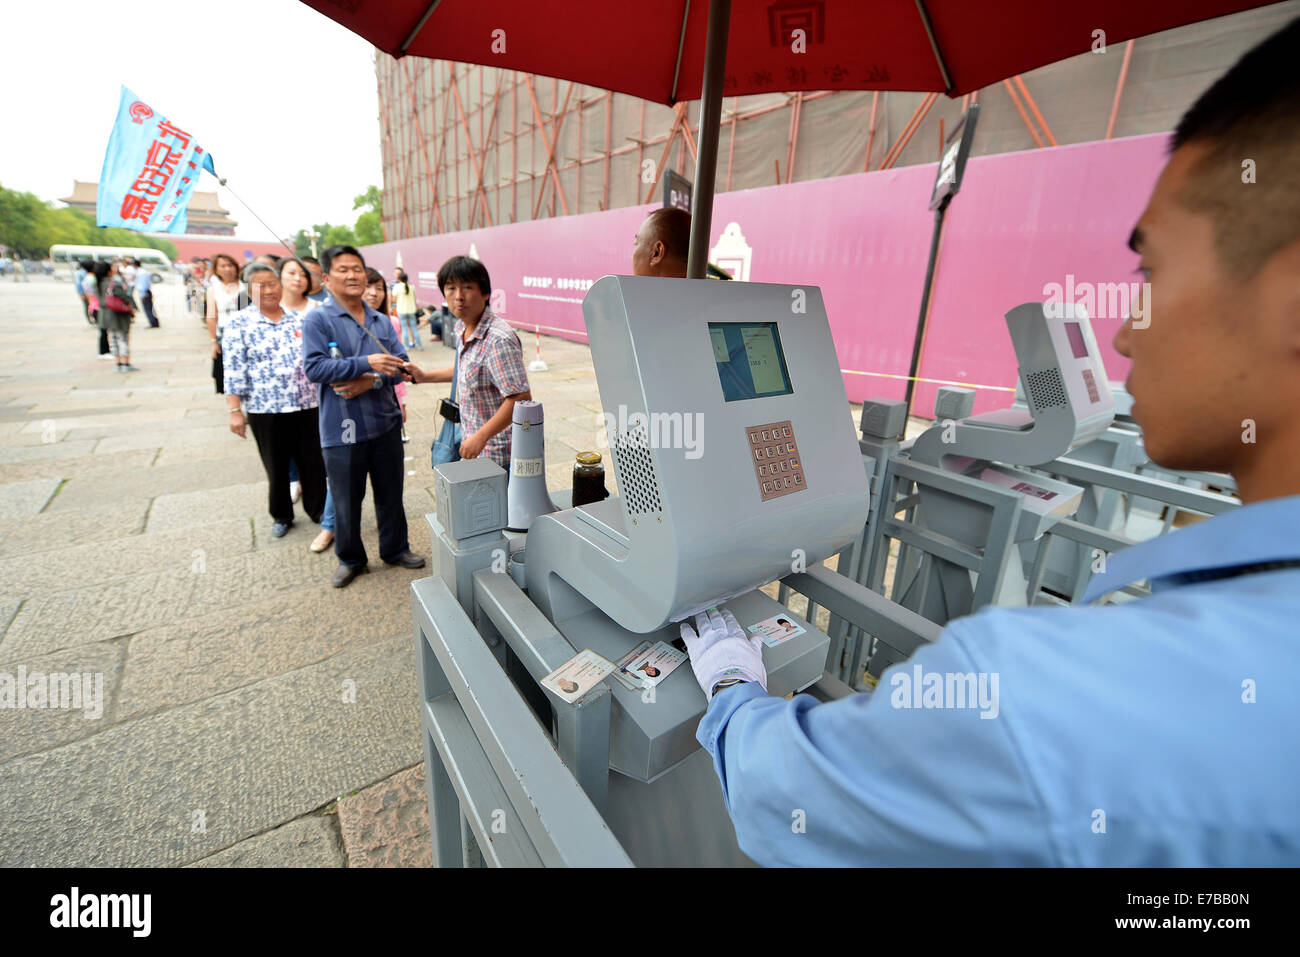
[449,341,459,402]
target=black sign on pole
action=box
[930,103,980,212]
[904,104,981,418]
[663,170,693,213]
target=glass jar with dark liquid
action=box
[572,451,609,507]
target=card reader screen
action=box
[1065,321,1089,359]
[708,322,793,402]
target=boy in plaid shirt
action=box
[404,257,531,470]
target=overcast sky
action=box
[0,0,382,241]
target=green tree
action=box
[354,210,382,246]
[353,185,382,218]
[0,184,177,260]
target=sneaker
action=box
[401,429,410,443]
[99,353,115,361]
[122,365,140,372]
[290,481,302,503]
[271,521,293,538]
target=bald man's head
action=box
[632,208,691,277]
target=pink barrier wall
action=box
[363,132,1167,418]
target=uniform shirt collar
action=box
[1082,493,1300,602]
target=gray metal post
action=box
[687,0,731,279]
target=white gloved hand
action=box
[680,607,767,702]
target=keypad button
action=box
[783,427,792,437]
[750,432,759,444]
[783,477,791,488]
[791,459,800,469]
[761,430,769,441]
[793,474,802,485]
[753,449,762,462]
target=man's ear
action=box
[651,240,666,265]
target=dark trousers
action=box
[139,291,158,327]
[213,349,224,394]
[322,423,408,568]
[98,325,109,355]
[246,409,327,524]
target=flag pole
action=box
[215,177,298,258]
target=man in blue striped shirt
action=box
[687,18,1300,866]
[302,245,425,588]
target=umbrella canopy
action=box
[302,0,1277,102]
[304,0,1283,276]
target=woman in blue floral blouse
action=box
[222,264,327,538]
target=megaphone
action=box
[507,400,558,532]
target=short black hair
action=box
[645,207,692,262]
[320,245,365,273]
[437,255,490,296]
[1170,17,1300,276]
[301,255,320,266]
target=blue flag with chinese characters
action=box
[97,86,216,234]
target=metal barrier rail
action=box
[412,575,633,867]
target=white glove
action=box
[680,607,767,702]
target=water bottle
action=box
[328,341,342,360]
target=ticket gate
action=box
[414,277,939,867]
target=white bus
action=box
[49,244,172,284]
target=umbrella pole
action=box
[687,0,731,279]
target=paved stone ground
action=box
[0,274,876,867]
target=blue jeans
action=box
[321,484,335,531]
[400,313,421,349]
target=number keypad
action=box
[746,420,805,501]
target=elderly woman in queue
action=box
[222,263,327,538]
[206,253,243,394]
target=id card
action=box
[541,649,615,703]
[611,641,653,692]
[621,641,688,688]
[748,613,806,647]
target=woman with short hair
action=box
[222,264,327,538]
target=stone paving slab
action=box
[0,601,19,639]
[336,763,431,868]
[17,407,189,436]
[188,814,346,868]
[0,439,99,465]
[1,533,434,659]
[0,519,252,599]
[49,459,261,514]
[115,582,418,721]
[0,635,421,867]
[89,425,233,456]
[0,640,126,762]
[0,448,159,486]
[0,500,150,559]
[0,478,62,518]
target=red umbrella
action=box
[301,0,1282,275]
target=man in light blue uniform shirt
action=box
[685,19,1300,867]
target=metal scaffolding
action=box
[372,4,1293,242]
